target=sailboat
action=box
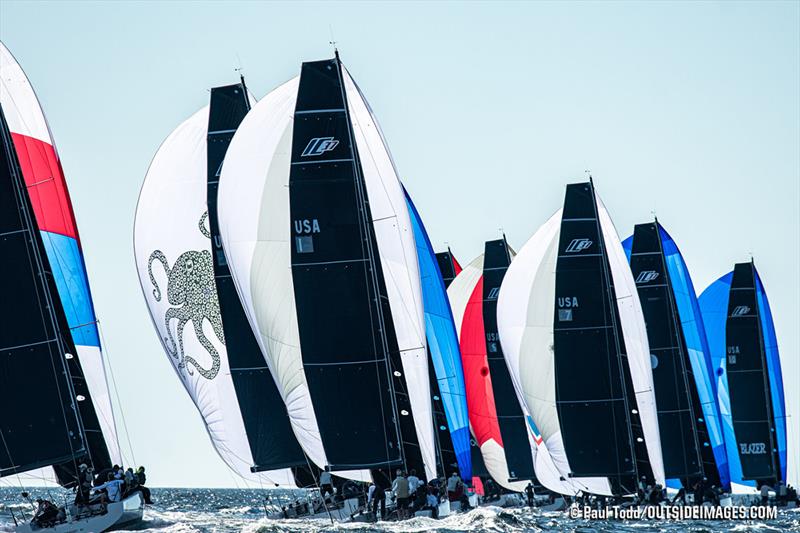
[699,261,787,494]
[490,180,665,498]
[133,79,296,487]
[622,220,730,492]
[447,239,537,498]
[0,42,142,532]
[405,193,471,483]
[216,52,435,511]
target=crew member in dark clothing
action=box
[32,499,59,527]
[671,486,687,505]
[525,482,535,507]
[135,466,153,504]
[370,470,390,521]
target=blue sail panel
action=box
[659,227,730,489]
[754,270,787,482]
[621,234,633,262]
[404,192,472,479]
[41,231,101,347]
[699,272,753,488]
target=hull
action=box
[16,493,143,533]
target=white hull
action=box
[16,493,144,533]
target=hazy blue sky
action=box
[1,1,797,488]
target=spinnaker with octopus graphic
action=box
[133,79,296,486]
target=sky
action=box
[1,1,797,488]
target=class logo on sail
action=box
[731,305,750,317]
[565,238,592,253]
[635,270,660,284]
[301,137,339,157]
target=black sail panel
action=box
[436,250,459,288]
[0,107,86,478]
[553,182,639,492]
[483,239,536,482]
[206,82,309,475]
[289,58,402,472]
[725,262,780,483]
[629,222,710,484]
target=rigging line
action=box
[96,320,133,466]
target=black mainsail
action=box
[629,221,717,486]
[483,238,537,484]
[206,81,312,484]
[553,181,651,495]
[288,54,409,474]
[0,106,87,478]
[725,261,781,484]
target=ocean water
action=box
[1,487,798,533]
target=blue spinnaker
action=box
[698,273,747,488]
[699,266,786,489]
[755,270,787,483]
[659,226,729,489]
[404,191,472,479]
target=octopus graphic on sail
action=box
[147,212,223,380]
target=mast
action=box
[0,106,87,478]
[206,80,310,481]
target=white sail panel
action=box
[497,211,612,495]
[597,198,665,487]
[216,77,370,482]
[0,42,51,144]
[133,104,293,486]
[342,69,436,481]
[448,255,484,342]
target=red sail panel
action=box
[11,132,78,240]
[460,276,503,448]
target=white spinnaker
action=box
[497,211,612,496]
[216,77,370,482]
[448,255,484,344]
[1,41,122,468]
[597,198,665,487]
[342,68,436,481]
[133,103,294,486]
